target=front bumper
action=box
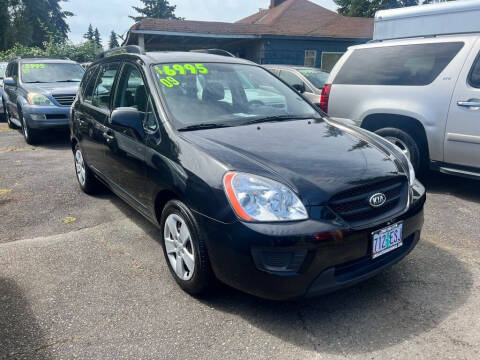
[197,182,426,301]
[23,105,70,129]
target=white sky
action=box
[63,0,338,45]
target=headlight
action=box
[223,172,308,222]
[27,93,53,106]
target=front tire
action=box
[74,144,103,195]
[160,200,215,296]
[375,127,423,173]
[20,110,40,145]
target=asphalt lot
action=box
[1,121,479,360]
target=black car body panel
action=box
[70,51,426,300]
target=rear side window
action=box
[92,62,121,109]
[83,65,100,102]
[468,52,480,88]
[334,42,464,86]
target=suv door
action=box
[444,39,480,169]
[103,62,158,213]
[4,62,19,118]
[78,62,121,175]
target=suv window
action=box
[92,63,121,109]
[334,42,464,86]
[115,63,158,132]
[83,65,100,102]
[469,53,480,88]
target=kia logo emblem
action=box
[369,193,387,208]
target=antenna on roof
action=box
[97,45,145,59]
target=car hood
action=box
[22,82,80,95]
[180,119,405,205]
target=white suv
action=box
[323,34,480,178]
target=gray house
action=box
[124,0,373,71]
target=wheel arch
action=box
[153,189,182,226]
[361,113,430,161]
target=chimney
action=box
[270,0,287,8]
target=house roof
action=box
[130,0,373,40]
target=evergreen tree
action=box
[335,0,420,18]
[93,28,102,47]
[84,24,94,41]
[129,0,181,22]
[108,31,120,49]
[47,0,73,41]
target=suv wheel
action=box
[4,106,16,129]
[74,144,103,195]
[20,110,39,145]
[375,127,422,172]
[160,200,215,296]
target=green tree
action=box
[129,0,181,22]
[335,0,419,18]
[83,24,94,41]
[93,27,102,48]
[108,31,120,49]
[0,0,11,50]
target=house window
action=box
[304,50,317,67]
[321,52,344,72]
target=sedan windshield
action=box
[21,63,85,83]
[153,63,319,129]
[296,68,329,89]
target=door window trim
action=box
[467,50,480,89]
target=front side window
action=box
[92,63,121,109]
[115,64,158,132]
[20,63,84,84]
[468,52,480,88]
[334,42,464,86]
[153,63,318,129]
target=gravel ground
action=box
[0,122,479,360]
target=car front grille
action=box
[52,94,76,106]
[329,177,408,226]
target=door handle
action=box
[103,130,115,143]
[457,100,480,109]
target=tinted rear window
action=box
[334,42,464,86]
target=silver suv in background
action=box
[265,65,329,108]
[324,35,480,178]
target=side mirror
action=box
[3,77,16,86]
[110,107,145,139]
[292,83,305,93]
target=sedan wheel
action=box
[163,214,195,281]
[75,149,86,186]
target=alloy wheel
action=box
[22,115,29,140]
[385,136,411,160]
[75,149,86,186]
[163,214,195,281]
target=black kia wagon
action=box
[70,46,426,300]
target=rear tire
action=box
[160,200,216,296]
[74,144,103,195]
[375,127,424,173]
[4,106,16,129]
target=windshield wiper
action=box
[178,123,231,132]
[57,80,80,83]
[242,114,316,125]
[25,81,49,84]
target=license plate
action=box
[372,222,403,259]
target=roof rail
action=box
[97,45,145,59]
[16,56,71,60]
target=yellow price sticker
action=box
[154,63,210,88]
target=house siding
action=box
[261,38,367,67]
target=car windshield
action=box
[296,68,329,89]
[153,63,319,129]
[21,63,85,83]
[0,63,7,78]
